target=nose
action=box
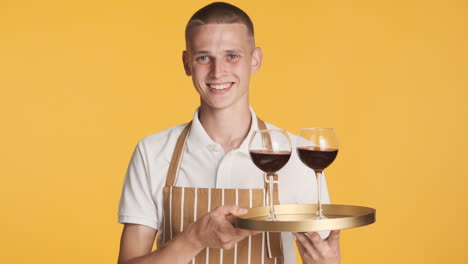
[210,58,227,79]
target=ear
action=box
[251,47,263,73]
[182,51,192,76]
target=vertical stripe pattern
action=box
[194,188,198,221]
[207,188,211,264]
[234,189,238,264]
[169,187,173,240]
[220,189,224,264]
[160,118,283,263]
[261,232,265,264]
[180,187,185,232]
[162,186,283,263]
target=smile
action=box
[208,82,234,94]
[209,83,232,90]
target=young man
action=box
[118,2,341,264]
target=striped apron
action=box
[161,117,284,264]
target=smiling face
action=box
[183,23,262,111]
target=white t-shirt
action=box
[118,107,330,264]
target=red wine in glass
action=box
[249,150,291,174]
[297,128,339,220]
[249,129,292,221]
[297,146,338,172]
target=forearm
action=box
[120,228,204,264]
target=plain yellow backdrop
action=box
[1,0,467,263]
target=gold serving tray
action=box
[235,204,376,232]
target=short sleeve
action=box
[118,141,158,230]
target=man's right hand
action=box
[118,205,257,264]
[183,205,258,251]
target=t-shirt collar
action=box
[237,107,259,155]
[186,107,260,155]
[186,108,217,153]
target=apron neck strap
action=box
[257,116,272,150]
[165,117,269,187]
[165,121,192,187]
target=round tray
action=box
[234,204,376,232]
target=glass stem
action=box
[268,174,277,221]
[315,171,324,218]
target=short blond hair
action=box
[185,2,255,45]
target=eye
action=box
[228,54,238,60]
[196,56,211,63]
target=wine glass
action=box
[296,128,339,220]
[249,129,292,221]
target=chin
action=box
[206,99,250,111]
[206,103,233,110]
[201,99,234,110]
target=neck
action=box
[198,103,252,153]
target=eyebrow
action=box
[191,49,244,55]
[192,50,210,55]
[225,49,243,54]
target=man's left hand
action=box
[293,230,341,264]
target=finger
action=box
[307,232,328,252]
[250,230,261,236]
[233,231,250,243]
[294,235,306,257]
[237,229,261,238]
[230,207,248,216]
[293,232,318,257]
[225,209,248,224]
[230,219,258,233]
[326,230,340,245]
[216,205,248,216]
[218,220,239,239]
[233,227,258,239]
[228,230,250,245]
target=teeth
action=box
[210,83,231,90]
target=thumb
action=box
[231,207,248,216]
[218,205,248,216]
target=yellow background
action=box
[1,0,467,263]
